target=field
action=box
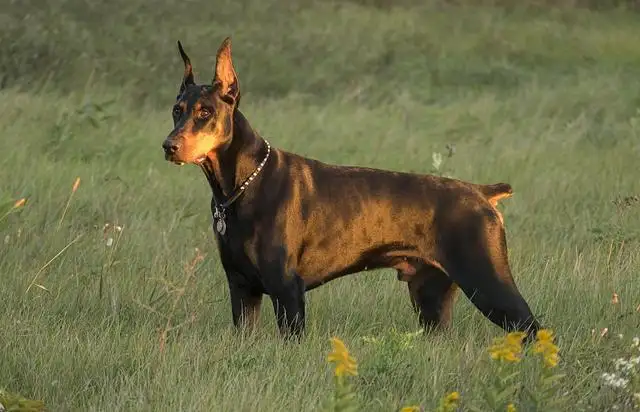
[2,0,640,410]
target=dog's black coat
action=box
[162,38,541,341]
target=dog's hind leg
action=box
[442,209,541,342]
[407,266,458,331]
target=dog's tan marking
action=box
[487,192,512,208]
[487,192,512,225]
[395,256,448,282]
[478,184,513,226]
[394,261,417,282]
[175,130,224,163]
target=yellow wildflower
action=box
[400,406,421,412]
[536,329,554,342]
[436,391,460,412]
[13,198,26,208]
[488,332,526,363]
[327,337,358,377]
[533,329,560,368]
[505,332,526,346]
[506,403,516,412]
[444,392,460,404]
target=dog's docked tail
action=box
[478,182,513,207]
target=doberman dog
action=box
[162,37,542,342]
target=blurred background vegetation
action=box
[2,0,640,410]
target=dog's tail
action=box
[478,182,513,207]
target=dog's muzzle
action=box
[162,139,183,163]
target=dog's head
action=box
[162,37,240,165]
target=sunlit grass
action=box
[1,0,640,410]
[324,330,566,411]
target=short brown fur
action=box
[161,38,541,342]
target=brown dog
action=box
[162,37,541,342]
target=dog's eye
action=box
[172,106,182,117]
[198,109,211,120]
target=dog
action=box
[162,37,542,342]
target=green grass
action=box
[2,0,640,410]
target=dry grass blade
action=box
[25,234,83,294]
[57,177,81,230]
[0,197,28,224]
[158,248,205,354]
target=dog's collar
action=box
[210,138,271,235]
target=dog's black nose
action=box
[162,140,180,154]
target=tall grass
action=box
[1,0,640,410]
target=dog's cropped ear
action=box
[177,40,195,99]
[212,37,239,105]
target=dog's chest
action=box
[212,217,260,266]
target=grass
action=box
[1,0,640,410]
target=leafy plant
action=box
[0,388,46,412]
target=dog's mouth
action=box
[164,153,206,167]
[164,152,186,166]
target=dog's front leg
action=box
[228,280,263,333]
[218,244,263,333]
[266,272,306,341]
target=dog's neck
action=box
[198,109,268,205]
